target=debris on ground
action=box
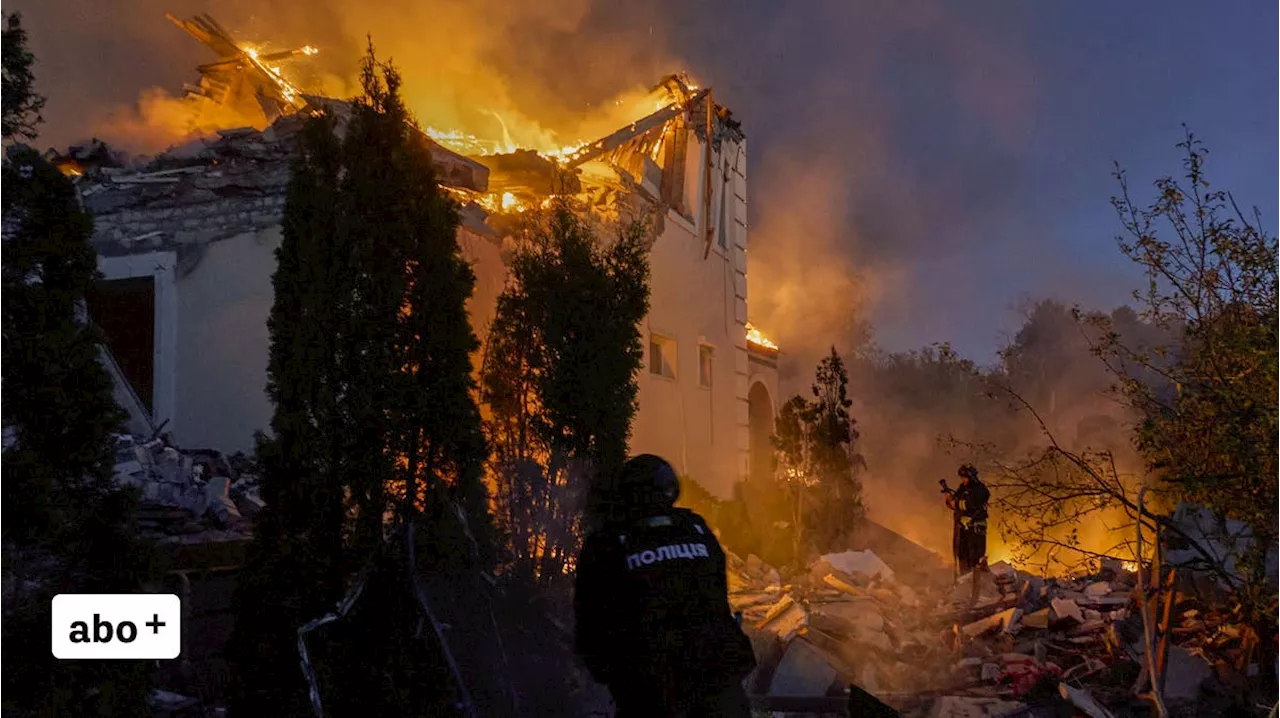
[726,541,1262,717]
[112,433,260,543]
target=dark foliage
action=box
[771,347,866,566]
[230,39,495,715]
[481,200,650,586]
[2,14,45,140]
[1,23,153,712]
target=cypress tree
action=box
[333,43,497,710]
[335,41,495,567]
[227,112,348,717]
[230,40,497,714]
[481,199,651,583]
[2,13,153,714]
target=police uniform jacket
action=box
[573,507,756,692]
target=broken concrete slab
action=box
[1076,596,1130,608]
[1050,598,1083,623]
[808,558,836,584]
[234,489,264,520]
[960,607,1021,639]
[988,561,1017,579]
[769,638,838,697]
[822,549,895,582]
[203,476,241,525]
[1057,682,1115,718]
[949,570,1004,606]
[742,625,785,695]
[148,688,200,713]
[763,567,781,587]
[1083,581,1111,597]
[1067,619,1108,637]
[1021,608,1051,629]
[810,599,884,633]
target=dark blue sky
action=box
[647,1,1277,364]
[17,0,1278,365]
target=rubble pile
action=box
[730,548,955,706]
[729,548,1256,717]
[70,112,500,260]
[68,124,295,256]
[112,434,262,545]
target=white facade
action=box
[92,127,773,499]
[629,131,755,496]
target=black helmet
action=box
[616,454,680,508]
[957,464,978,480]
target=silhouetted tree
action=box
[481,199,650,586]
[230,40,496,715]
[228,111,347,718]
[2,15,153,714]
[2,13,44,139]
[1104,132,1277,573]
[772,347,866,566]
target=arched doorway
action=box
[747,382,774,486]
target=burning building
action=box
[74,14,780,498]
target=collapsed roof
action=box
[66,13,745,259]
[167,12,315,123]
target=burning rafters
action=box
[166,12,316,122]
[561,74,705,169]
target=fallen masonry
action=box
[112,432,261,546]
[15,429,1271,717]
[726,543,1261,717]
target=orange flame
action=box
[745,322,779,351]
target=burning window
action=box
[649,334,677,379]
[698,345,714,388]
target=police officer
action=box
[574,454,757,717]
[945,464,991,576]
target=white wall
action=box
[173,228,280,452]
[123,129,766,496]
[167,227,510,454]
[629,131,753,499]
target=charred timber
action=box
[564,89,710,169]
[474,149,579,195]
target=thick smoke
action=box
[11,0,682,155]
[842,300,1163,572]
[8,0,1207,572]
[17,1,1032,351]
[721,2,1038,374]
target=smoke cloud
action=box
[14,0,1035,353]
[843,301,1164,572]
[12,0,683,156]
[11,0,1244,573]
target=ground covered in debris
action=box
[728,544,1267,717]
[93,432,1274,718]
[113,433,263,539]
